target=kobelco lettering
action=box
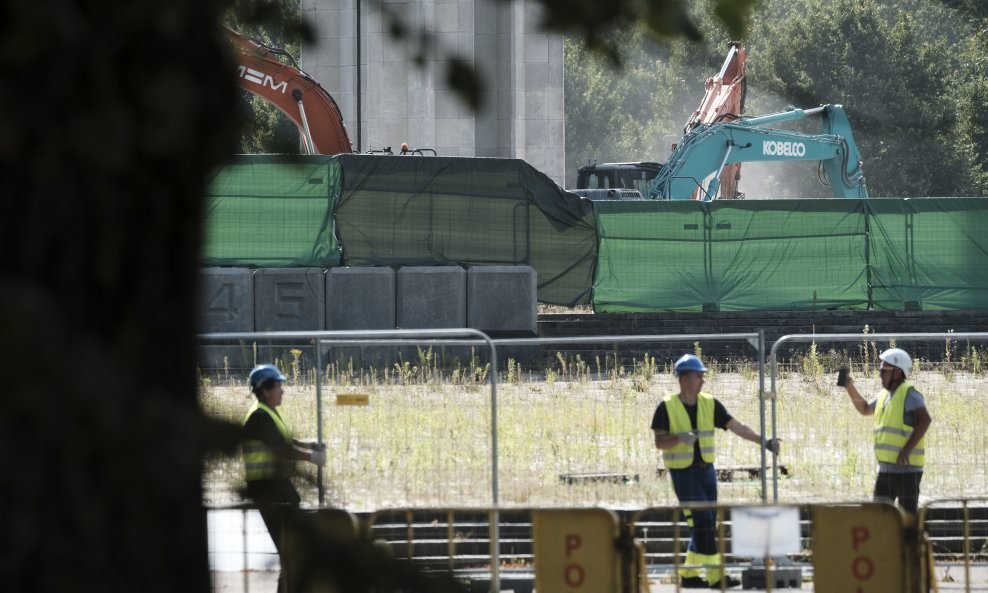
[235,65,289,94]
[762,140,807,157]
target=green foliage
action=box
[536,0,744,65]
[290,348,303,383]
[564,20,736,187]
[632,353,658,392]
[751,0,982,197]
[801,342,824,379]
[961,345,984,376]
[224,0,306,153]
[952,27,988,195]
[565,0,987,197]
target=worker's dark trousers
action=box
[874,471,923,515]
[669,464,718,554]
[247,480,302,593]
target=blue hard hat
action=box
[674,354,708,376]
[249,364,286,389]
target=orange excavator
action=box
[225,26,353,154]
[574,42,748,200]
[682,41,747,199]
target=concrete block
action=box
[397,266,469,363]
[199,268,254,333]
[326,267,398,367]
[467,266,537,333]
[397,266,467,329]
[254,268,326,332]
[326,267,396,330]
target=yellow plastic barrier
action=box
[812,503,906,593]
[534,509,624,593]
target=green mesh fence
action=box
[868,198,988,310]
[203,155,342,267]
[593,198,988,312]
[202,156,987,311]
[333,155,597,306]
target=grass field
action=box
[199,347,988,512]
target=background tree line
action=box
[565,0,988,197]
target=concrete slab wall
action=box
[396,266,467,329]
[198,267,255,373]
[326,266,396,330]
[254,268,327,332]
[200,267,255,332]
[467,265,537,333]
[198,265,540,372]
[301,0,565,185]
[326,266,398,367]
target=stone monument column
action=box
[301,0,565,185]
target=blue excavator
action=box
[647,103,868,200]
[574,43,868,200]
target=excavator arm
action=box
[647,104,867,200]
[683,42,747,200]
[225,26,352,154]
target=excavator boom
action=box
[574,43,748,199]
[647,104,868,200]
[225,27,352,154]
[684,42,747,200]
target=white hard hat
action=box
[879,348,912,377]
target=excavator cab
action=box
[575,162,662,195]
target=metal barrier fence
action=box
[199,329,771,593]
[199,328,774,502]
[920,497,988,593]
[768,332,988,501]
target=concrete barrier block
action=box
[326,267,398,366]
[199,267,254,333]
[396,266,467,329]
[396,266,469,363]
[467,266,537,334]
[326,267,396,330]
[254,268,326,331]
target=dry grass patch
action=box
[200,365,987,512]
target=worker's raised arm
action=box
[843,375,873,416]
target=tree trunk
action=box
[0,2,239,591]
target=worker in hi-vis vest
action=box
[243,364,326,593]
[842,348,932,515]
[652,354,780,589]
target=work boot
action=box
[708,576,742,589]
[681,576,708,589]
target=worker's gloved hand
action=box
[678,431,698,446]
[310,449,327,466]
[764,438,781,455]
[298,440,323,451]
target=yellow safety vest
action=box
[874,380,925,467]
[662,392,715,469]
[243,401,294,481]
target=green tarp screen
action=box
[867,198,988,310]
[593,198,988,312]
[333,154,597,306]
[201,156,987,312]
[203,155,342,267]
